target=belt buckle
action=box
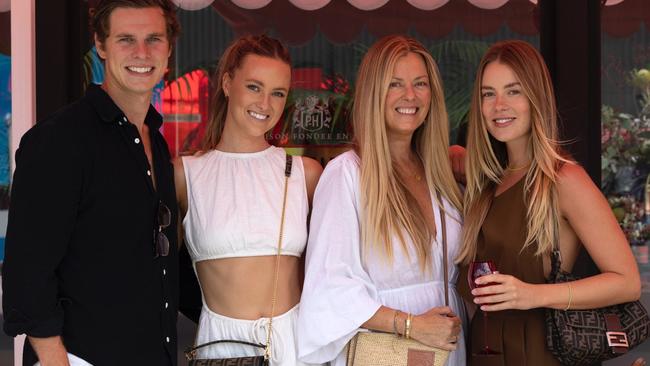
[606,331,629,348]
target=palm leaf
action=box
[429,40,490,142]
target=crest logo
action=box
[293,95,332,132]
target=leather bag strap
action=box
[550,217,562,279]
[264,154,292,360]
[185,339,265,359]
[437,191,449,307]
[605,313,629,354]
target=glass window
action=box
[165,0,539,164]
[0,17,8,262]
[601,1,650,362]
[0,4,11,366]
[601,0,650,267]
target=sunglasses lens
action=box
[156,232,170,257]
[154,201,171,258]
[158,203,171,228]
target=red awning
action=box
[166,0,649,44]
[601,0,650,37]
[210,0,539,45]
[1,0,646,56]
[175,0,522,11]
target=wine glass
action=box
[468,260,501,355]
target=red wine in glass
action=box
[468,260,501,355]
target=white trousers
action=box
[195,304,322,366]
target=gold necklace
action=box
[506,162,531,171]
[395,162,423,181]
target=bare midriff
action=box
[195,255,302,320]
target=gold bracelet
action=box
[404,313,412,339]
[393,310,401,336]
[564,283,573,311]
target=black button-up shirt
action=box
[2,84,179,366]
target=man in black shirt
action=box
[2,1,180,365]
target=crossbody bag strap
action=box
[550,216,562,279]
[264,153,293,361]
[436,191,449,307]
[185,339,265,359]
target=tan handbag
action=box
[347,333,449,366]
[346,192,451,366]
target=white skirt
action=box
[195,304,322,366]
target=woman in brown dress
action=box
[456,40,641,365]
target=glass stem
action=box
[483,310,489,351]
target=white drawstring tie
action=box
[252,317,284,364]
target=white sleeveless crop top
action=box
[182,146,309,262]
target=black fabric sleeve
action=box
[2,122,82,337]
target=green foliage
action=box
[609,195,650,243]
[429,40,490,141]
[601,105,650,195]
[604,66,650,244]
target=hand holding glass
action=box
[468,260,500,355]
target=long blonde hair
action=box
[458,40,570,265]
[355,35,462,272]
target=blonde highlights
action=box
[355,35,462,272]
[458,40,570,265]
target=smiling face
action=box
[95,6,171,99]
[481,61,532,148]
[221,54,291,141]
[384,52,431,139]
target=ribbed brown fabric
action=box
[458,178,561,366]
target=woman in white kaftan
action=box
[297,35,467,366]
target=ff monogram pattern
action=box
[188,358,267,366]
[546,251,650,365]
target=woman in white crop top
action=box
[173,35,322,366]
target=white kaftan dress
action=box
[297,151,467,366]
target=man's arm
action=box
[2,122,82,361]
[448,144,466,184]
[28,336,70,366]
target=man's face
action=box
[95,7,171,98]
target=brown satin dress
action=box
[458,178,561,366]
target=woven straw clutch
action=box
[346,331,449,366]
